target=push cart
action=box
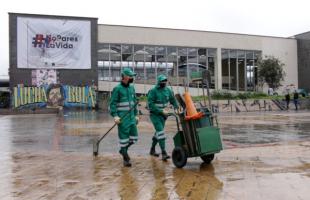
[170,108,222,168]
[171,70,223,168]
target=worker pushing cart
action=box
[147,74,179,161]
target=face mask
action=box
[159,82,166,88]
[128,78,134,83]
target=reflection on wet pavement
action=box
[219,112,310,148]
[0,111,309,199]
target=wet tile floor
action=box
[0,111,309,200]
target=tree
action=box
[257,56,286,90]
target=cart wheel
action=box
[200,154,214,164]
[172,147,187,168]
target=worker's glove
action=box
[135,116,140,124]
[162,108,169,116]
[114,116,121,124]
[175,107,182,115]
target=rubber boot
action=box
[162,150,170,161]
[150,147,159,157]
[123,153,132,167]
[150,137,159,157]
[119,149,132,167]
[127,140,134,149]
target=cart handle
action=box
[167,113,181,132]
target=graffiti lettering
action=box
[66,86,96,107]
[13,86,47,108]
[12,85,96,109]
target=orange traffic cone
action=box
[184,91,204,120]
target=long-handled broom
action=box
[93,101,139,156]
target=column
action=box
[215,48,222,90]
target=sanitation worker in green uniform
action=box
[147,74,179,161]
[109,68,139,167]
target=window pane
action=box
[238,50,245,91]
[208,57,215,89]
[208,49,216,57]
[97,44,110,60]
[230,50,237,90]
[122,53,133,69]
[178,48,187,86]
[110,44,122,82]
[167,46,177,55]
[134,45,144,53]
[156,46,166,55]
[178,47,187,56]
[188,48,197,63]
[110,44,121,54]
[254,51,261,87]
[135,62,145,84]
[237,50,245,58]
[157,54,167,76]
[133,45,145,84]
[198,48,207,66]
[238,57,245,91]
[145,46,155,55]
[222,50,229,89]
[246,51,254,91]
[167,47,178,86]
[157,62,167,76]
[145,46,156,84]
[188,48,197,56]
[98,61,104,67]
[122,44,133,54]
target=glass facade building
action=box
[98,43,261,92]
[221,49,261,91]
[98,43,217,89]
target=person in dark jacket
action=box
[293,90,299,110]
[285,92,290,110]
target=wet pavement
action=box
[0,110,310,199]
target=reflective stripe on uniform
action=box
[129,136,138,144]
[119,139,129,147]
[155,103,167,108]
[129,136,138,140]
[119,143,129,147]
[119,138,129,147]
[117,107,131,111]
[117,101,134,107]
[156,131,164,136]
[119,138,129,143]
[117,101,135,111]
[157,135,166,140]
[156,131,166,140]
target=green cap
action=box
[122,68,136,77]
[157,74,168,83]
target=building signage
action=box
[17,17,91,69]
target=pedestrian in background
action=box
[268,87,274,96]
[285,92,290,110]
[293,90,299,110]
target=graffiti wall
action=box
[31,69,57,86]
[13,84,96,109]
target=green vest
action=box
[109,83,137,121]
[147,85,178,115]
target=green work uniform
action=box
[147,76,178,152]
[109,82,138,155]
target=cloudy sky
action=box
[1,0,310,75]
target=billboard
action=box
[17,17,91,69]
